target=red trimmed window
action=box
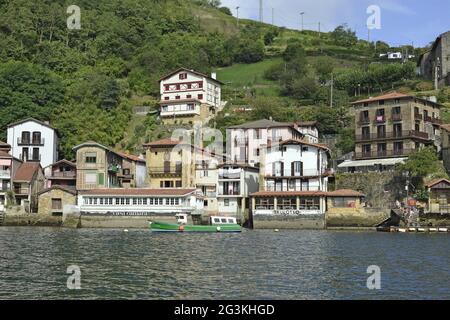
[186,95,192,99]
[164,85,170,91]
[179,73,188,80]
[198,82,203,88]
[198,94,203,100]
[164,97,169,100]
[175,96,181,100]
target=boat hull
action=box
[149,221,242,233]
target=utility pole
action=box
[259,0,263,23]
[330,73,334,108]
[300,12,305,31]
[236,6,240,27]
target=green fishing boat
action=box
[149,214,241,233]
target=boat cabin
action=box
[210,216,238,225]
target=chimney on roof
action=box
[211,72,217,80]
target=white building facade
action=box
[7,118,59,169]
[217,164,259,219]
[226,119,304,167]
[159,68,222,124]
[262,140,330,192]
[77,188,204,216]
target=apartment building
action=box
[159,68,223,125]
[339,92,442,172]
[143,138,220,190]
[226,119,305,167]
[7,118,59,168]
[73,141,146,190]
[259,139,331,193]
[217,164,259,219]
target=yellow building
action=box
[143,138,221,191]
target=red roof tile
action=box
[351,92,411,105]
[116,152,146,163]
[78,188,197,196]
[425,178,450,188]
[143,138,181,148]
[14,162,41,182]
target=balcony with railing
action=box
[356,130,429,142]
[19,154,41,162]
[266,168,326,178]
[218,168,241,180]
[49,171,76,179]
[0,170,11,179]
[148,166,182,175]
[17,137,45,146]
[14,187,29,195]
[414,113,423,120]
[391,113,402,121]
[355,148,415,160]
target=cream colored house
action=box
[159,68,223,125]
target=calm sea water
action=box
[0,227,449,300]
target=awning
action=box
[338,158,407,168]
[0,159,11,166]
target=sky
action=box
[220,0,450,47]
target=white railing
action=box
[0,170,11,179]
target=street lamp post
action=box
[300,12,305,31]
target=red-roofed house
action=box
[159,68,222,125]
[13,162,45,212]
[44,159,77,189]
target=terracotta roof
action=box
[46,159,76,169]
[7,117,55,130]
[159,98,202,105]
[117,152,146,163]
[0,151,12,158]
[158,68,224,85]
[279,139,330,151]
[143,138,181,148]
[327,189,365,197]
[37,185,77,196]
[440,124,450,132]
[14,162,41,182]
[352,92,443,108]
[251,191,327,197]
[425,178,450,188]
[78,188,197,196]
[352,92,411,105]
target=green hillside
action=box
[0,0,447,158]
